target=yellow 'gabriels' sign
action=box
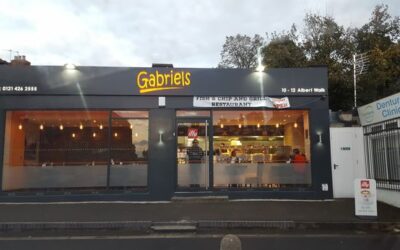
[136,70,191,94]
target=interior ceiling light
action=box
[79,124,83,130]
[220,124,224,128]
[130,124,133,129]
[294,122,298,128]
[59,124,64,130]
[39,124,44,130]
[230,140,242,146]
[72,133,76,138]
[93,132,96,138]
[275,123,279,128]
[114,132,118,137]
[99,124,103,130]
[238,124,242,128]
[18,124,23,130]
[257,123,260,128]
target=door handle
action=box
[333,164,339,170]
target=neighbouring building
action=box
[358,92,400,207]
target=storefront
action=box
[0,65,332,201]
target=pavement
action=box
[0,198,399,234]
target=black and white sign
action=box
[193,96,290,109]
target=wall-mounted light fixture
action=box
[64,63,76,70]
[294,122,298,128]
[59,124,64,130]
[79,124,84,130]
[39,124,44,130]
[99,124,103,130]
[18,124,23,130]
[317,132,323,144]
[256,65,265,72]
[158,130,164,144]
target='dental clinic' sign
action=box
[358,92,400,126]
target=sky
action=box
[0,0,398,68]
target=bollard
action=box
[220,234,242,250]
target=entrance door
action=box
[176,119,211,190]
[330,127,366,198]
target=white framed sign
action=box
[193,96,290,109]
[354,178,377,217]
[358,92,400,126]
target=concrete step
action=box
[171,196,229,202]
[151,221,197,232]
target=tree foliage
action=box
[354,5,400,107]
[262,25,307,68]
[217,4,400,111]
[218,34,264,69]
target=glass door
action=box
[176,119,211,190]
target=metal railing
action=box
[364,118,400,191]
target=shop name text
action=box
[137,70,191,94]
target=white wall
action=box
[333,127,400,208]
[377,190,400,208]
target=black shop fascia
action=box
[0,65,332,201]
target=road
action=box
[0,233,399,250]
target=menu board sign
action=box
[354,179,377,217]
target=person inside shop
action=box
[187,139,204,163]
[290,148,307,163]
[230,148,240,163]
[290,148,308,174]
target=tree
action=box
[262,25,307,68]
[216,4,399,111]
[357,44,400,105]
[354,4,400,106]
[302,13,355,110]
[218,34,264,69]
[355,4,399,52]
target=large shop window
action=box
[110,111,149,188]
[213,110,311,189]
[2,110,148,191]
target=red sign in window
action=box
[188,128,198,138]
[361,180,370,189]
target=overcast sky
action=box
[0,0,398,67]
